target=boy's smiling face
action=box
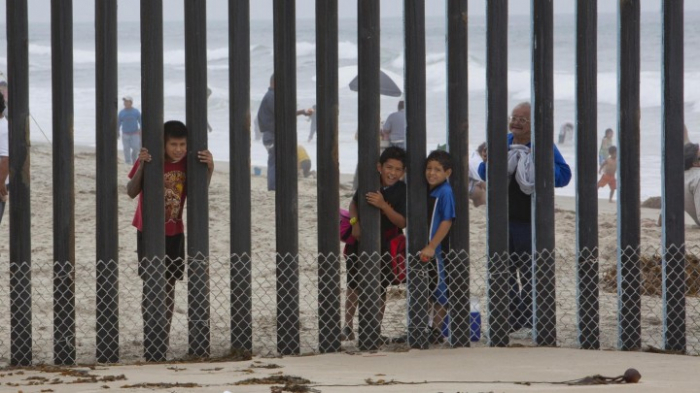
[377,158,405,187]
[165,136,187,162]
[425,159,451,189]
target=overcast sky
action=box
[0,0,696,23]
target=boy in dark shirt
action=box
[127,120,214,359]
[342,146,407,341]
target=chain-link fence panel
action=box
[0,246,698,366]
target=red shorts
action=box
[597,173,616,191]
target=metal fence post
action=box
[661,0,686,353]
[485,0,510,347]
[229,0,253,354]
[404,0,430,350]
[446,0,470,348]
[95,0,120,363]
[140,0,168,362]
[273,0,300,356]
[575,0,600,351]
[185,0,211,358]
[356,0,383,351]
[315,0,342,354]
[51,0,77,365]
[531,0,556,347]
[7,0,33,367]
[617,0,642,351]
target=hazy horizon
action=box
[0,0,696,23]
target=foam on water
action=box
[3,14,700,201]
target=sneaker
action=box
[340,326,355,341]
[509,327,533,340]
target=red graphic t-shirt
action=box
[129,158,187,236]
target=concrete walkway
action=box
[0,347,697,392]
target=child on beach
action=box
[421,150,456,344]
[342,146,407,342]
[598,145,617,203]
[127,120,214,359]
[297,145,312,178]
[599,128,614,166]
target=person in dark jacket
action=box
[478,102,571,339]
[257,74,313,191]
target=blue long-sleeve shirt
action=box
[118,107,142,135]
[477,133,572,188]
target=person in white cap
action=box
[118,95,142,165]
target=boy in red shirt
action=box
[127,120,213,356]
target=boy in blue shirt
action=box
[421,150,456,344]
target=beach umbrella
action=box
[348,70,402,97]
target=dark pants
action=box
[263,132,276,191]
[267,146,275,191]
[136,231,185,360]
[509,221,533,331]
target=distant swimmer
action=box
[558,122,574,144]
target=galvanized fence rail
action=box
[1,247,699,365]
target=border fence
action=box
[2,0,697,366]
[0,248,699,365]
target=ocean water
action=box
[1,11,700,199]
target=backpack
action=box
[388,234,407,285]
[339,209,356,245]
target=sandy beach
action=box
[0,143,698,365]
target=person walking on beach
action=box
[558,122,573,144]
[126,120,214,361]
[257,74,313,191]
[343,146,407,342]
[0,94,8,225]
[381,100,406,149]
[118,95,142,165]
[478,102,571,339]
[599,128,614,166]
[598,146,617,203]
